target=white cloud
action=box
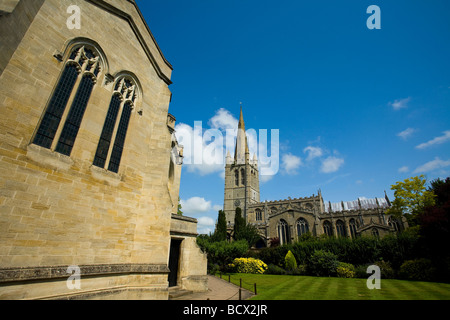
[208,108,238,130]
[397,128,416,140]
[303,146,323,161]
[281,153,302,174]
[413,157,450,174]
[389,97,411,110]
[415,131,450,150]
[175,122,224,176]
[180,197,215,215]
[197,216,216,235]
[321,156,344,173]
[260,174,274,183]
[398,166,409,173]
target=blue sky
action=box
[136,0,450,234]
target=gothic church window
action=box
[349,218,357,238]
[241,168,245,185]
[336,220,346,237]
[389,218,401,233]
[93,77,137,173]
[33,46,101,156]
[296,218,309,237]
[278,219,290,245]
[255,209,262,221]
[323,220,333,236]
[235,170,239,186]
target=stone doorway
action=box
[168,238,182,287]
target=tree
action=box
[285,250,297,271]
[212,210,227,242]
[233,207,261,247]
[233,207,245,241]
[418,177,450,279]
[386,175,436,226]
[177,196,183,215]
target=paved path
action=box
[171,275,255,300]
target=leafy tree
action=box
[212,210,227,242]
[240,223,261,248]
[386,175,436,226]
[308,250,339,277]
[196,237,248,272]
[177,196,183,215]
[233,207,261,247]
[419,177,450,280]
[233,207,246,241]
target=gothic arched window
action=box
[235,170,239,186]
[93,77,137,173]
[255,209,262,221]
[33,45,101,156]
[336,220,346,238]
[349,218,357,238]
[296,218,309,237]
[278,219,290,245]
[389,217,401,233]
[241,168,245,185]
[323,220,333,237]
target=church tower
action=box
[224,107,260,225]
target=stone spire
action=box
[234,105,248,164]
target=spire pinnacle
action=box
[238,103,245,130]
[234,105,249,164]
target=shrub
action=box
[354,264,370,278]
[256,246,289,267]
[265,264,286,275]
[374,260,395,279]
[285,250,297,271]
[399,258,436,281]
[336,262,356,278]
[296,264,308,275]
[308,250,339,277]
[230,257,268,274]
[197,239,249,272]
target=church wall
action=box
[0,0,178,299]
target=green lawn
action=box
[220,273,450,300]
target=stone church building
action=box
[224,109,408,247]
[0,0,207,299]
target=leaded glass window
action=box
[349,218,358,238]
[55,75,95,155]
[33,45,101,156]
[108,101,132,173]
[93,94,121,168]
[278,219,290,245]
[296,218,309,237]
[93,77,138,173]
[255,209,262,221]
[323,220,333,236]
[336,220,346,238]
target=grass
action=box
[218,273,450,300]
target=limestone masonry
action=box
[0,0,207,299]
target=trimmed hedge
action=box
[252,233,420,270]
[247,232,433,280]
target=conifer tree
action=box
[233,207,246,241]
[213,210,227,242]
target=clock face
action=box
[234,200,241,207]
